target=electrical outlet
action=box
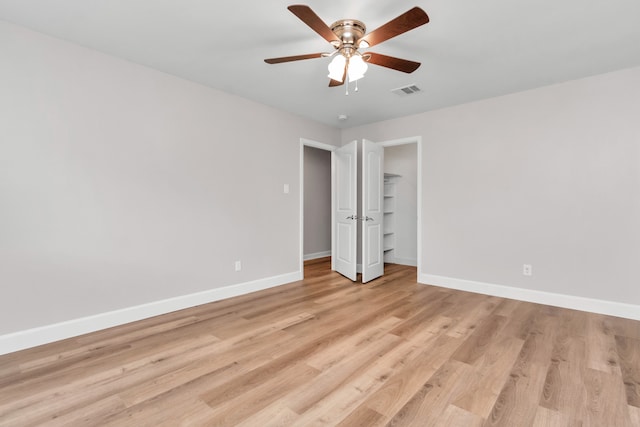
[283,184,290,194]
[235,261,242,272]
[523,264,532,276]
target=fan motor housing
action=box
[330,19,366,46]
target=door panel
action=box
[366,223,382,266]
[362,140,384,283]
[336,223,354,264]
[333,140,358,281]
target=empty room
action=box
[1,1,639,426]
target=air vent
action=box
[391,84,422,97]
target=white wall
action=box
[0,21,339,337]
[343,66,640,311]
[303,146,331,258]
[384,144,418,266]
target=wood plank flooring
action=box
[1,258,639,426]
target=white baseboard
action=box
[303,250,331,261]
[390,257,417,267]
[419,273,640,321]
[0,271,302,356]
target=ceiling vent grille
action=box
[391,84,422,97]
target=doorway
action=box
[299,139,336,276]
[303,146,332,260]
[299,136,422,279]
[380,136,422,278]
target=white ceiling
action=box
[2,0,640,128]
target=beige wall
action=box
[0,21,339,335]
[2,18,639,345]
[343,66,640,306]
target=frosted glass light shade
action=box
[348,55,368,82]
[328,55,347,81]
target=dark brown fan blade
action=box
[328,64,347,87]
[288,5,339,44]
[360,7,429,48]
[264,53,325,64]
[365,52,421,73]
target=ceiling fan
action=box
[264,5,430,90]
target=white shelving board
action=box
[383,173,400,263]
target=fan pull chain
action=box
[355,79,359,92]
[345,81,349,96]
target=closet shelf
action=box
[383,173,399,263]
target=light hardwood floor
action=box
[1,258,639,426]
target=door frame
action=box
[379,136,423,278]
[299,138,336,276]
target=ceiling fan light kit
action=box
[264,5,429,94]
[328,54,367,82]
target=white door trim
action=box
[379,136,423,278]
[299,138,336,275]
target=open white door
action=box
[362,140,384,283]
[333,140,358,281]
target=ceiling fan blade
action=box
[362,52,420,73]
[288,5,339,44]
[365,52,421,73]
[360,7,429,48]
[264,53,325,64]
